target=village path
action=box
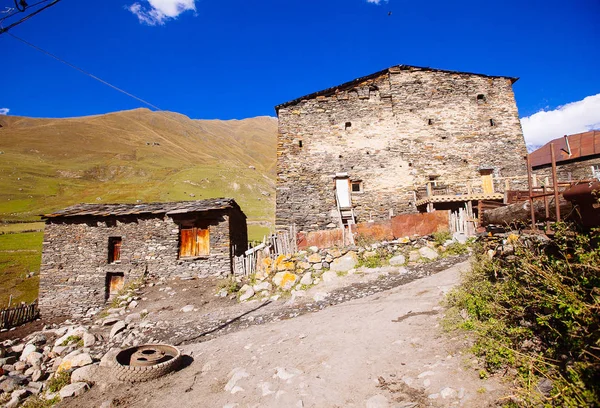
[64,260,510,408]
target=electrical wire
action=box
[0,0,54,22]
[0,0,60,34]
[7,32,163,111]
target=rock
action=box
[366,394,389,408]
[224,368,249,393]
[327,248,342,258]
[313,292,328,302]
[330,251,358,272]
[253,281,272,292]
[418,371,435,378]
[389,254,406,266]
[308,246,319,253]
[272,272,299,291]
[440,387,457,399]
[83,332,96,347]
[26,334,46,347]
[101,317,120,326]
[71,364,99,384]
[299,272,312,286]
[128,300,138,309]
[13,361,28,372]
[99,348,120,368]
[307,253,322,263]
[363,250,377,258]
[312,263,323,271]
[0,377,19,393]
[26,381,43,394]
[59,382,89,398]
[31,368,43,382]
[180,305,195,313]
[273,367,302,381]
[452,232,468,244]
[54,326,87,347]
[418,246,438,260]
[110,321,127,338]
[0,356,16,365]
[408,250,420,262]
[57,352,93,372]
[20,344,37,362]
[10,344,24,354]
[321,271,337,283]
[26,351,43,367]
[296,261,310,270]
[239,287,255,302]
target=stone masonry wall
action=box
[276,67,528,231]
[533,156,600,183]
[39,209,240,318]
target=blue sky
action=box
[0,0,599,146]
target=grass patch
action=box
[0,231,43,305]
[358,254,386,269]
[0,222,44,234]
[445,223,600,406]
[47,370,71,393]
[432,231,451,246]
[217,277,239,294]
[60,335,83,347]
[22,395,60,408]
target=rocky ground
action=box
[0,235,512,407]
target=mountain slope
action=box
[0,109,278,234]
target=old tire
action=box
[112,344,181,383]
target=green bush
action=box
[446,223,600,406]
[47,370,71,393]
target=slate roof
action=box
[275,64,519,113]
[43,198,244,219]
[530,130,600,168]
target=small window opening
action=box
[108,237,122,264]
[427,119,433,125]
[490,119,496,127]
[351,180,363,193]
[441,136,447,140]
[345,122,352,129]
[298,140,303,148]
[338,154,343,158]
[408,162,413,167]
[477,94,486,104]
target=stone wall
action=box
[39,208,247,318]
[533,156,600,183]
[276,66,528,231]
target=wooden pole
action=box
[526,154,536,229]
[550,143,561,222]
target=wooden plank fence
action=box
[233,225,297,277]
[0,301,39,330]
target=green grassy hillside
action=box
[0,108,278,304]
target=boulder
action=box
[307,253,322,263]
[419,246,439,260]
[109,321,127,338]
[408,250,420,262]
[180,305,195,313]
[272,272,299,291]
[19,344,37,362]
[59,382,89,398]
[239,286,255,302]
[321,271,337,283]
[99,348,120,368]
[57,351,92,372]
[452,232,468,244]
[71,364,99,384]
[253,281,272,292]
[300,272,312,286]
[330,251,358,272]
[83,332,96,348]
[26,351,43,367]
[389,255,406,266]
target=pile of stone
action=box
[229,233,469,303]
[0,284,156,406]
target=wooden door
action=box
[109,274,124,295]
[481,171,494,194]
[179,228,195,257]
[335,178,351,208]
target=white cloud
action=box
[366,0,388,4]
[128,0,196,26]
[0,108,9,115]
[520,93,600,150]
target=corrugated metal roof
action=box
[43,198,243,219]
[530,130,600,168]
[274,64,519,113]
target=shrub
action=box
[432,231,451,246]
[446,223,600,406]
[47,370,71,393]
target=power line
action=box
[0,0,61,34]
[7,32,163,111]
[0,0,55,22]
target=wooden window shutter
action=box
[196,228,209,256]
[179,228,195,257]
[108,237,122,263]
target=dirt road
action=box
[63,260,508,408]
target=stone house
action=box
[529,130,600,182]
[39,198,247,318]
[275,65,528,233]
